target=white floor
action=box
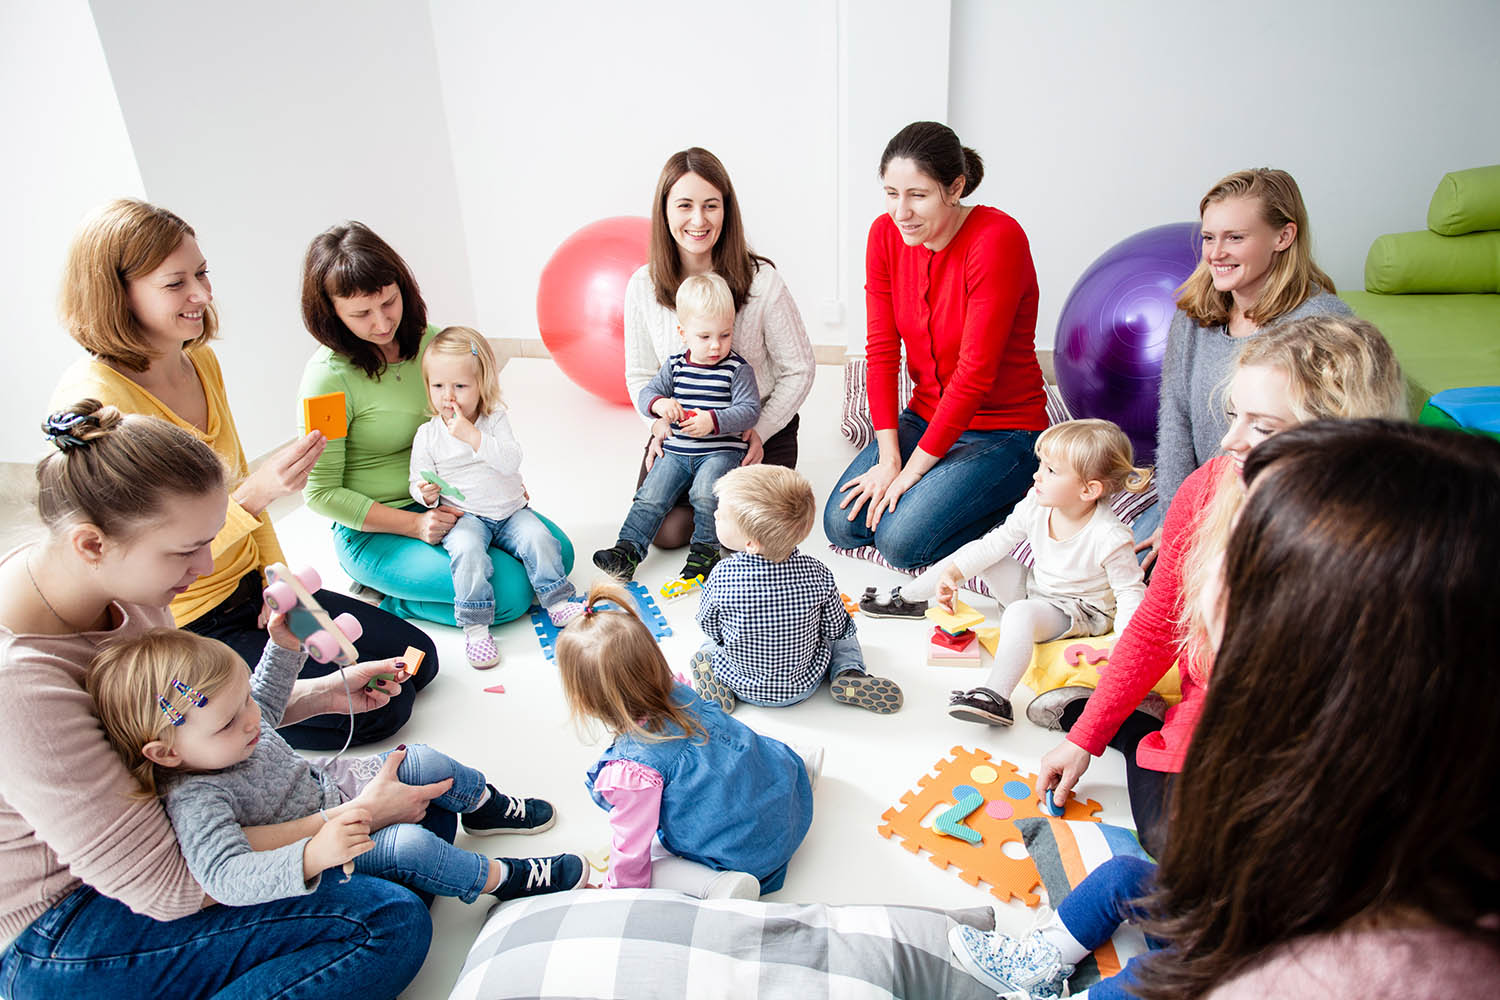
[272,358,1133,999]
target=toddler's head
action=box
[674,273,735,366]
[1033,419,1152,508]
[422,326,502,423]
[712,465,815,562]
[555,581,706,744]
[88,628,257,796]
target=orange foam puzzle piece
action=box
[878,746,1102,906]
[303,391,348,440]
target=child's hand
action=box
[304,808,373,878]
[652,397,686,422]
[443,408,481,449]
[267,610,302,652]
[417,480,442,506]
[934,565,965,612]
[681,410,715,437]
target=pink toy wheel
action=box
[295,567,323,594]
[333,612,363,643]
[263,580,297,614]
[305,631,339,663]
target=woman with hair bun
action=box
[824,121,1049,570]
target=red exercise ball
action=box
[536,216,651,406]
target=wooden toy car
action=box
[262,564,363,666]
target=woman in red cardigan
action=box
[1035,315,1406,857]
[823,121,1049,569]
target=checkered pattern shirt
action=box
[696,549,856,703]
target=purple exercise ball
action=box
[1053,221,1200,464]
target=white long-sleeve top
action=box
[623,263,815,442]
[408,410,527,520]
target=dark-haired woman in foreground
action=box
[952,420,1500,998]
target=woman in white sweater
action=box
[624,147,815,549]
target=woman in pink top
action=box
[1036,315,1406,857]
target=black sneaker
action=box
[681,542,722,581]
[948,687,1014,726]
[858,586,928,619]
[463,784,556,836]
[490,853,588,900]
[592,542,643,581]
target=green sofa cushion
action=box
[1428,165,1500,236]
[1365,230,1500,294]
[1341,290,1500,416]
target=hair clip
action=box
[470,341,479,356]
[171,678,207,707]
[582,605,595,618]
[158,695,186,727]
[41,410,91,451]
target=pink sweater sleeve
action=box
[593,759,664,890]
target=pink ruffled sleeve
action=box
[593,759,664,889]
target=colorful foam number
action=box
[933,784,985,844]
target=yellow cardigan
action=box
[49,346,286,626]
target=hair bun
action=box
[42,399,120,451]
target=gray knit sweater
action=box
[1154,291,1351,506]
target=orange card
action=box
[302,392,347,440]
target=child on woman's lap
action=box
[593,273,759,583]
[410,327,578,669]
[89,627,586,906]
[906,419,1149,727]
[558,582,817,899]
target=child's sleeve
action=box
[250,642,310,727]
[164,780,317,906]
[475,412,523,477]
[409,422,438,508]
[818,572,857,643]
[951,497,1033,580]
[592,760,664,889]
[637,359,676,418]
[1101,536,1146,635]
[695,582,725,645]
[709,363,761,436]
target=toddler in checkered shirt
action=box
[690,466,903,714]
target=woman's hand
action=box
[347,746,454,832]
[740,428,764,466]
[413,505,461,544]
[1037,739,1094,809]
[866,465,923,531]
[233,431,327,517]
[1133,523,1163,574]
[644,417,671,472]
[836,459,900,526]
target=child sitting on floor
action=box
[89,627,586,907]
[410,327,578,669]
[593,273,759,584]
[906,419,1150,727]
[557,581,818,900]
[691,465,903,715]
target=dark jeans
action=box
[1061,702,1175,859]
[634,414,801,550]
[185,572,438,751]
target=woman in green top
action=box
[298,223,572,628]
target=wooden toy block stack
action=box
[924,600,986,667]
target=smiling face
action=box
[665,172,724,268]
[678,309,734,366]
[125,235,212,350]
[1200,196,1296,305]
[882,156,964,248]
[425,351,483,423]
[90,490,225,608]
[1221,364,1298,469]
[158,666,261,772]
[330,283,403,360]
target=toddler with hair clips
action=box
[906,419,1150,727]
[557,581,817,900]
[410,326,578,669]
[88,625,586,907]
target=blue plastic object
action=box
[530,581,672,661]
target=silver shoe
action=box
[1025,686,1095,731]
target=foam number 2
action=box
[934,784,984,844]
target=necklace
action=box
[25,549,84,632]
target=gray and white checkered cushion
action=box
[450,889,1002,1000]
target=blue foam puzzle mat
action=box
[530,582,672,661]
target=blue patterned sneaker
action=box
[463,785,556,836]
[948,925,1074,999]
[489,853,587,900]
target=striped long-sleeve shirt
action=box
[637,352,760,456]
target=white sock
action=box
[473,786,491,809]
[1036,911,1090,966]
[787,741,825,791]
[464,623,488,641]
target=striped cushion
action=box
[839,357,914,450]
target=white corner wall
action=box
[950,0,1500,349]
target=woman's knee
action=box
[822,492,870,549]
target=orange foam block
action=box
[302,391,347,440]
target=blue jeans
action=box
[332,505,573,627]
[352,744,493,904]
[619,449,741,551]
[822,410,1040,568]
[443,508,575,627]
[700,635,868,706]
[0,876,428,1000]
[1129,500,1163,566]
[1057,856,1163,999]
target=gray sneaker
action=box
[1025,686,1095,731]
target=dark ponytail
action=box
[879,121,983,198]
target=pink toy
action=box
[1064,642,1111,667]
[262,564,363,666]
[484,684,506,694]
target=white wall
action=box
[950,0,1500,349]
[85,0,476,460]
[0,0,145,463]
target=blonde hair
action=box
[1179,315,1406,673]
[1036,419,1152,503]
[674,272,735,326]
[713,465,816,562]
[556,581,706,745]
[37,399,227,540]
[60,199,218,372]
[1176,169,1337,328]
[87,628,247,797]
[421,326,503,417]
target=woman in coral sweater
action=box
[824,121,1048,569]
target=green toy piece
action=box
[420,469,466,501]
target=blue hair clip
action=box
[171,678,207,707]
[158,695,186,727]
[470,341,479,357]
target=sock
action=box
[463,623,488,641]
[1037,911,1090,966]
[487,859,509,895]
[473,785,492,810]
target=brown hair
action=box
[37,399,227,539]
[300,222,428,378]
[422,326,502,417]
[879,121,984,199]
[1134,420,1500,999]
[648,148,772,312]
[1035,419,1152,502]
[556,580,706,744]
[88,628,247,797]
[59,199,218,372]
[1176,168,1337,328]
[714,465,816,563]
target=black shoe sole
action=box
[947,704,1014,726]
